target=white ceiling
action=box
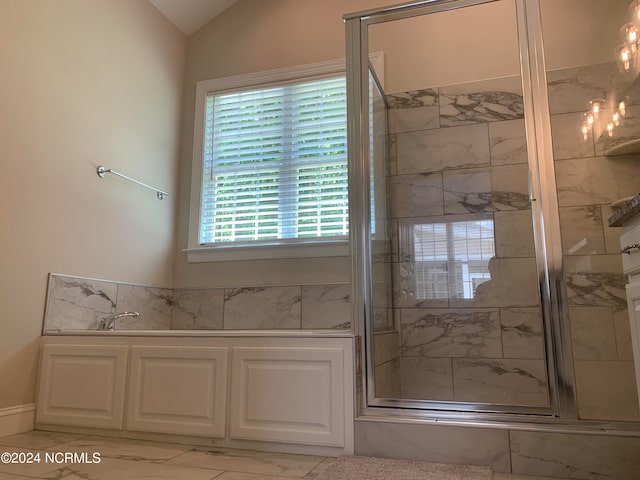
[150,0,239,35]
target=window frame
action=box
[186,59,351,263]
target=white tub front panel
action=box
[230,347,345,446]
[126,346,228,437]
[36,344,128,429]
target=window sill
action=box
[184,240,350,263]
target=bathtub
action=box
[36,329,355,456]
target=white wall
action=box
[0,0,186,409]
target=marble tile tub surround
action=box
[43,273,351,332]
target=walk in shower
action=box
[346,0,640,423]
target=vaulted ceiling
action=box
[149,0,239,35]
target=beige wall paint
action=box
[541,0,631,71]
[174,0,391,288]
[0,0,186,409]
[369,0,521,92]
[175,0,632,288]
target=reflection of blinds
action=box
[412,220,495,300]
[200,76,348,244]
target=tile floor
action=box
[0,431,571,480]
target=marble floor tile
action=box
[0,431,85,450]
[0,473,33,479]
[493,475,570,480]
[166,447,324,477]
[0,447,60,477]
[303,457,337,479]
[39,457,223,480]
[50,435,193,462]
[216,472,309,480]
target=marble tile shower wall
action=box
[43,274,351,332]
[386,75,547,407]
[384,61,640,420]
[547,61,640,422]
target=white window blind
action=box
[199,76,348,245]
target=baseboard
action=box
[0,404,35,437]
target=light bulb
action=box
[587,113,594,126]
[621,24,639,52]
[619,101,627,116]
[621,46,631,70]
[607,123,614,137]
[581,124,589,141]
[590,100,601,119]
[613,112,621,126]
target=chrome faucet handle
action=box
[621,243,640,254]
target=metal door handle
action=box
[621,244,640,254]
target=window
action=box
[187,60,351,262]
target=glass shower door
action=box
[349,0,559,415]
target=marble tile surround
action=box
[43,274,351,332]
[383,64,640,416]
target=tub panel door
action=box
[229,346,345,446]
[36,344,128,429]
[126,346,228,437]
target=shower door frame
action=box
[345,0,579,420]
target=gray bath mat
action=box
[315,455,492,480]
